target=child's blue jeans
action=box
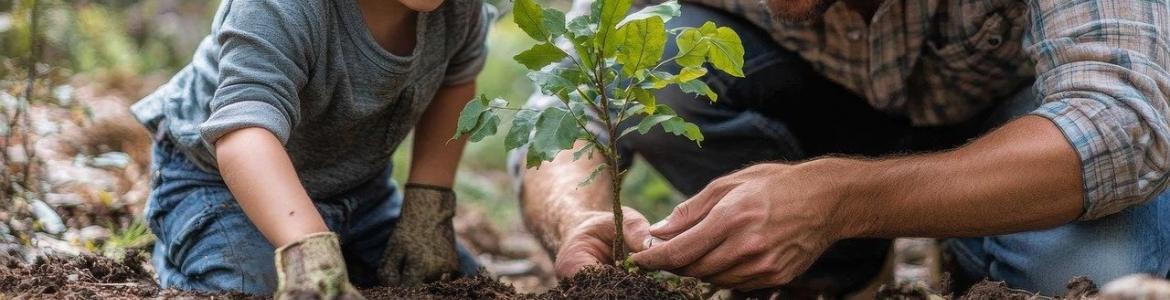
[145,139,479,295]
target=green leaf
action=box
[543,9,566,39]
[513,0,548,40]
[505,109,540,150]
[660,117,704,145]
[630,87,656,114]
[622,103,646,117]
[643,71,675,89]
[529,107,580,164]
[528,71,575,96]
[615,17,666,77]
[514,43,568,70]
[466,110,500,142]
[616,0,680,28]
[678,79,718,102]
[578,163,607,187]
[675,28,709,68]
[635,115,675,135]
[706,25,745,77]
[595,0,633,58]
[677,67,707,82]
[567,14,596,38]
[453,95,491,139]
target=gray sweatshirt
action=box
[131,0,491,199]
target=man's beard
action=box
[762,0,835,22]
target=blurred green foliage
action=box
[1,0,680,228]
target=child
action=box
[131,0,491,298]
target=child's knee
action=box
[152,195,277,294]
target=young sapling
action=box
[454,0,745,265]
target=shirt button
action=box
[847,30,863,41]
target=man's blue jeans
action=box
[145,140,479,294]
[624,3,1170,295]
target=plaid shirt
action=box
[666,0,1170,220]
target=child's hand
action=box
[274,232,365,300]
[378,185,460,286]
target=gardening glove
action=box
[274,232,366,300]
[378,184,459,286]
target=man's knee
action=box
[953,192,1170,295]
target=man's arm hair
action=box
[520,141,615,254]
[834,116,1083,239]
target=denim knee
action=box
[147,142,278,294]
[948,190,1170,295]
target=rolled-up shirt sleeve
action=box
[199,0,318,150]
[1026,0,1170,220]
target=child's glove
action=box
[274,232,366,300]
[378,184,459,286]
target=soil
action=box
[876,276,1099,300]
[0,252,702,300]
[0,249,239,299]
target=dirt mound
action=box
[0,249,238,299]
[535,265,705,300]
[362,274,522,300]
[1,250,157,299]
[0,252,696,300]
[959,277,1097,300]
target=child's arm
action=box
[379,82,476,285]
[408,82,476,187]
[215,128,327,248]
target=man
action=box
[511,0,1170,297]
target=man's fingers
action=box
[725,249,804,291]
[631,211,728,271]
[622,207,652,253]
[650,178,734,239]
[674,236,759,279]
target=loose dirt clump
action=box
[0,249,240,299]
[958,277,1097,300]
[361,265,703,300]
[0,249,158,299]
[535,265,705,300]
[362,274,522,300]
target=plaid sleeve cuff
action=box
[1031,91,1169,220]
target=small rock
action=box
[486,259,537,276]
[90,152,132,169]
[30,199,66,234]
[1101,274,1170,300]
[6,145,27,164]
[79,225,111,243]
[67,273,79,282]
[44,193,85,206]
[32,233,81,256]
[52,85,74,106]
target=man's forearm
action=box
[217,128,328,248]
[520,141,613,252]
[833,116,1084,239]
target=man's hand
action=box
[379,185,460,286]
[631,163,846,290]
[275,232,365,300]
[555,207,652,278]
